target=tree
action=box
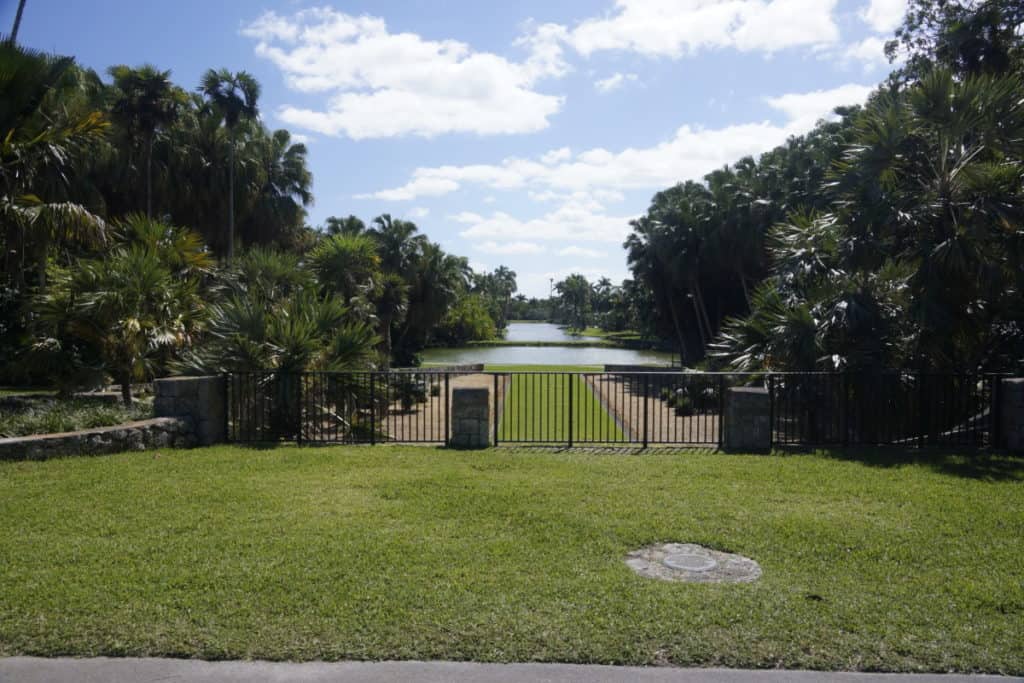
[108,65,183,218]
[200,69,260,262]
[368,213,425,273]
[374,272,409,365]
[34,218,208,403]
[8,0,27,44]
[555,274,592,331]
[311,232,381,303]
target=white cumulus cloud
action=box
[473,241,546,255]
[559,246,608,258]
[363,82,874,204]
[242,8,568,139]
[594,72,639,93]
[859,0,907,33]
[566,0,841,58]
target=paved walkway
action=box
[1,658,1020,683]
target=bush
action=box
[0,398,153,438]
[674,395,694,416]
[659,386,672,402]
[429,383,441,397]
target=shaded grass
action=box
[0,399,153,438]
[497,371,624,443]
[1,446,1022,673]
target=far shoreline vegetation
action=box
[1,0,1022,400]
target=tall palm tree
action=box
[200,68,260,262]
[375,272,409,365]
[8,0,27,43]
[108,65,182,218]
[369,213,426,273]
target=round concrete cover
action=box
[663,553,717,572]
[625,542,761,583]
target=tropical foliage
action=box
[626,0,1024,373]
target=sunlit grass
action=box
[496,370,624,443]
[0,446,1021,672]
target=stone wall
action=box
[1000,378,1024,452]
[0,417,195,462]
[154,375,226,446]
[450,387,491,448]
[723,386,771,452]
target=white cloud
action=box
[594,72,639,93]
[859,0,907,33]
[408,207,430,219]
[559,246,608,258]
[566,0,841,58]
[242,8,567,139]
[364,82,874,204]
[473,240,546,255]
[838,36,891,72]
[763,83,875,130]
[289,133,312,144]
[454,200,638,244]
[541,147,572,164]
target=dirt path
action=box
[586,374,720,446]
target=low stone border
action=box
[0,417,195,462]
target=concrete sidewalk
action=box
[1,658,1020,683]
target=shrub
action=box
[674,395,694,416]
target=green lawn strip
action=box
[496,371,624,443]
[0,447,1021,671]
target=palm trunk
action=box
[9,0,26,43]
[664,287,690,364]
[145,131,154,219]
[227,131,235,262]
[120,375,133,405]
[694,279,714,341]
[737,265,750,310]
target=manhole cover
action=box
[625,543,761,583]
[663,553,717,572]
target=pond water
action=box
[422,322,675,367]
[503,322,581,342]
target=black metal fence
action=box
[225,370,1004,449]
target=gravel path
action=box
[587,374,721,446]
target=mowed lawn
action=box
[491,365,624,443]
[1,447,1022,673]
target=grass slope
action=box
[497,371,624,443]
[1,446,1021,672]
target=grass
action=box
[0,387,52,398]
[497,371,624,443]
[0,446,1021,672]
[0,398,153,438]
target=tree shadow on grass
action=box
[795,446,1024,482]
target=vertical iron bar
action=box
[493,373,500,445]
[768,374,775,450]
[568,373,574,447]
[642,374,649,448]
[370,374,376,445]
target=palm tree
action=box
[8,0,27,43]
[374,272,409,365]
[200,68,260,262]
[369,213,426,273]
[108,65,182,218]
[0,41,107,286]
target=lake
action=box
[422,322,676,367]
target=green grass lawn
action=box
[496,370,624,443]
[1,446,1022,672]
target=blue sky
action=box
[5,0,905,296]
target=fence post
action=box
[718,375,725,447]
[223,372,230,443]
[369,374,376,446]
[642,374,649,448]
[991,375,1002,449]
[444,373,451,446]
[767,374,775,450]
[493,373,499,446]
[568,373,574,448]
[917,373,926,449]
[841,372,849,447]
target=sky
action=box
[4,0,907,297]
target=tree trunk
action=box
[382,316,392,368]
[145,131,154,219]
[227,132,235,262]
[9,0,27,43]
[664,287,690,364]
[694,279,714,341]
[120,375,133,405]
[737,265,751,310]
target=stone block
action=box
[1001,378,1024,452]
[154,375,226,446]
[723,386,771,452]
[450,387,492,449]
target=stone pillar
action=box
[450,387,491,449]
[154,375,226,446]
[723,386,771,452]
[1000,378,1024,452]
